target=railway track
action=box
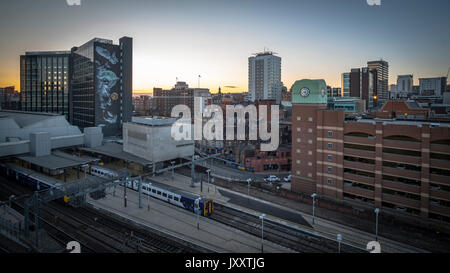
[0,176,209,253]
[211,203,367,253]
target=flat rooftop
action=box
[80,142,152,165]
[355,118,450,127]
[17,150,94,170]
[131,116,177,126]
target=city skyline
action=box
[1,0,450,93]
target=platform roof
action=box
[80,142,152,165]
[17,151,93,170]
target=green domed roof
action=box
[291,79,327,104]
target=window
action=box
[308,117,313,122]
[168,195,173,200]
[296,160,301,164]
[328,167,333,173]
[174,197,179,202]
[328,155,333,161]
[297,128,301,132]
[297,116,302,121]
[162,193,167,197]
[157,191,161,195]
[308,173,312,178]
[296,171,301,175]
[308,128,313,133]
[297,138,301,143]
[328,179,333,185]
[308,162,312,166]
[308,140,313,144]
[296,149,301,153]
[328,131,333,137]
[152,189,156,193]
[328,143,333,149]
[308,151,312,155]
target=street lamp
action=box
[247,178,252,203]
[206,169,211,193]
[171,161,175,181]
[375,208,380,241]
[337,234,342,253]
[196,197,201,230]
[311,193,317,225]
[147,182,152,211]
[259,213,266,253]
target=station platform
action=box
[142,172,427,253]
[86,180,295,253]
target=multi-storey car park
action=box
[291,79,450,224]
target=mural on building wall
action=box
[95,46,120,126]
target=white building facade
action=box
[248,52,282,104]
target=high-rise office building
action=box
[349,67,376,109]
[20,51,71,118]
[368,60,389,100]
[341,72,350,97]
[70,37,133,136]
[419,77,447,97]
[248,51,282,104]
[397,75,413,93]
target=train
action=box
[0,162,71,203]
[89,165,214,217]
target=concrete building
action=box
[419,77,447,97]
[328,97,366,114]
[248,51,282,104]
[20,51,71,118]
[291,79,450,223]
[0,110,87,157]
[152,81,210,118]
[0,86,20,110]
[397,75,413,93]
[123,116,194,164]
[368,60,388,100]
[70,37,133,137]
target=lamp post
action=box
[247,178,252,203]
[171,161,175,181]
[206,169,211,193]
[311,193,317,225]
[259,213,266,253]
[375,208,380,241]
[196,197,201,230]
[147,182,152,211]
[337,234,342,253]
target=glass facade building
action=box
[20,51,71,118]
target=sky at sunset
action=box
[0,0,449,94]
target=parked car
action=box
[283,175,291,182]
[264,175,280,183]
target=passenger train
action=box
[0,162,71,203]
[89,165,214,217]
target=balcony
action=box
[382,152,421,165]
[383,139,421,151]
[382,167,421,180]
[382,193,421,210]
[344,136,375,146]
[344,160,375,173]
[343,172,375,185]
[382,180,421,195]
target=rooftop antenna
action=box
[198,75,201,88]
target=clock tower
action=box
[291,79,328,194]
